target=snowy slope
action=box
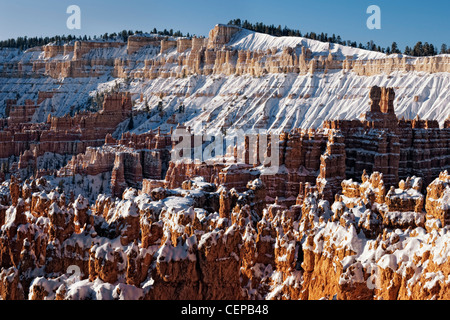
[126,70,450,134]
[0,28,448,132]
[228,28,387,60]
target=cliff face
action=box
[323,86,450,188]
[113,25,450,80]
[1,92,132,178]
[0,118,449,301]
[4,25,450,82]
[1,86,447,215]
[162,87,449,207]
[1,24,449,134]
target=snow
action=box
[311,221,363,257]
[48,172,112,203]
[198,229,220,249]
[377,253,398,270]
[1,27,449,300]
[424,271,445,290]
[161,196,194,214]
[3,206,18,230]
[113,282,144,300]
[92,243,116,262]
[440,186,450,211]
[63,277,144,300]
[388,186,423,200]
[48,202,61,216]
[121,70,450,134]
[111,199,140,220]
[228,28,387,60]
[381,209,426,227]
[156,234,197,262]
[1,28,448,133]
[74,194,89,210]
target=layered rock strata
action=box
[3,25,449,82]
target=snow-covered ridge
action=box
[0,24,448,132]
[227,27,387,60]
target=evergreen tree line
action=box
[0,28,186,51]
[227,18,449,57]
[1,19,448,57]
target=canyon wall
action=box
[323,86,450,189]
[4,25,449,81]
[1,85,446,212]
[0,92,132,174]
[113,25,450,80]
[161,87,448,206]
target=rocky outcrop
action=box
[425,171,450,230]
[113,28,450,80]
[127,35,164,55]
[323,86,450,188]
[207,24,241,49]
[111,152,142,198]
[0,167,449,300]
[161,87,448,209]
[3,25,450,82]
[7,100,38,127]
[57,130,172,199]
[1,91,130,155]
[1,86,447,222]
[316,130,346,201]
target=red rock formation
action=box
[323,86,449,188]
[2,26,449,81]
[89,243,125,283]
[0,91,132,163]
[0,168,449,300]
[37,91,56,104]
[316,130,346,202]
[425,171,450,229]
[0,267,24,300]
[207,24,241,49]
[163,86,448,207]
[7,100,38,127]
[127,34,164,55]
[379,176,426,229]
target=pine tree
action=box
[430,43,437,56]
[413,41,424,56]
[128,112,134,130]
[423,42,431,56]
[404,46,412,55]
[391,42,400,54]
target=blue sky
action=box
[0,0,448,51]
